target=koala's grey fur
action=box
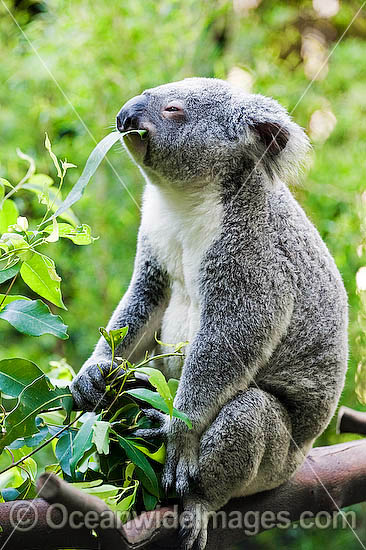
[71,78,348,550]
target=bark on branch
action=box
[337,405,366,435]
[0,437,365,550]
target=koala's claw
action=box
[134,408,168,439]
[176,456,200,495]
[179,500,209,550]
[142,408,167,424]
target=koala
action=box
[71,78,348,550]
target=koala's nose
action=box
[116,94,148,133]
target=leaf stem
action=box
[1,151,35,207]
[0,274,18,309]
[0,411,83,476]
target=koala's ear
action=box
[251,121,290,155]
[239,94,311,183]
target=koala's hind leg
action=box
[180,388,303,550]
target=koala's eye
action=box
[165,106,180,112]
[162,103,185,119]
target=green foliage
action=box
[0,135,98,336]
[0,341,190,518]
[0,299,68,338]
[1,1,366,547]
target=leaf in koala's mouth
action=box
[44,129,147,223]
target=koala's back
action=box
[252,184,348,444]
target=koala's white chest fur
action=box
[141,182,223,378]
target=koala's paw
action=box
[134,412,200,496]
[70,359,116,411]
[134,408,169,439]
[163,424,200,496]
[179,499,209,550]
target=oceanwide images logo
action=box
[9,502,356,537]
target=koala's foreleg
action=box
[71,234,169,409]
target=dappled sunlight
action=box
[309,108,337,142]
[226,66,254,93]
[301,28,329,81]
[313,0,340,19]
[233,0,262,15]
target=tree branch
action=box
[0,438,365,550]
[337,405,366,435]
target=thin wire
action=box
[221,334,366,549]
[1,0,141,212]
[0,1,365,548]
[229,1,366,206]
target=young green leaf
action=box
[92,420,111,455]
[167,378,179,399]
[0,299,68,338]
[136,367,173,417]
[43,223,96,245]
[44,133,62,178]
[116,434,159,496]
[126,388,192,429]
[0,177,13,189]
[48,130,146,222]
[127,440,166,464]
[0,265,20,284]
[0,295,30,309]
[0,200,19,233]
[20,254,66,309]
[45,217,59,243]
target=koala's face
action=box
[116,78,308,186]
[116,78,246,185]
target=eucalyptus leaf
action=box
[70,413,100,475]
[116,434,159,496]
[92,420,111,455]
[0,299,68,338]
[136,367,173,417]
[56,432,75,477]
[44,223,96,245]
[20,254,65,309]
[0,265,20,284]
[49,130,146,221]
[142,489,159,511]
[0,358,45,398]
[128,440,166,464]
[0,295,30,309]
[126,388,192,429]
[0,199,19,233]
[0,366,72,451]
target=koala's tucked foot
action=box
[164,437,200,496]
[70,359,117,411]
[135,411,200,495]
[179,499,210,550]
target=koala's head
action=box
[116,78,309,187]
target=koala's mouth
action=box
[121,130,149,162]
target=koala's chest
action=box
[141,185,222,375]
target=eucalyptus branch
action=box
[0,273,18,308]
[0,411,83,476]
[1,150,35,206]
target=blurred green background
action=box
[1,0,366,547]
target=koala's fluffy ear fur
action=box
[238,93,311,183]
